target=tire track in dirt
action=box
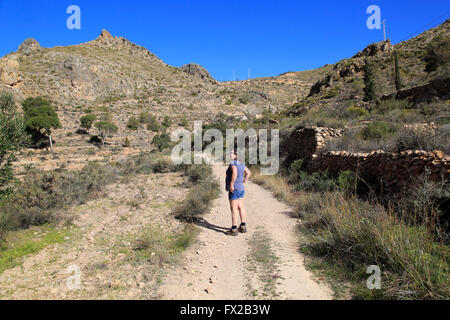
[158,164,332,300]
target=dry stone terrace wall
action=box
[281,126,343,162]
[282,126,449,192]
[310,150,449,191]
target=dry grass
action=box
[299,192,449,300]
[252,169,297,204]
[253,169,449,299]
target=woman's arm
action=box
[230,166,238,193]
[243,167,251,184]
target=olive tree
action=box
[94,121,118,149]
[0,92,28,190]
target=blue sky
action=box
[0,0,448,81]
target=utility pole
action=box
[248,68,250,80]
[382,19,387,41]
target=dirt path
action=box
[159,164,332,300]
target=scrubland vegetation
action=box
[252,156,449,300]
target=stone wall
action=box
[281,126,343,162]
[282,126,449,192]
[310,150,449,191]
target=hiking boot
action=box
[225,228,239,236]
[238,225,247,233]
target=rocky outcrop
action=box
[353,40,392,58]
[0,57,21,87]
[181,63,216,83]
[309,60,365,96]
[334,60,364,78]
[89,29,163,63]
[18,38,41,54]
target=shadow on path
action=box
[195,218,229,235]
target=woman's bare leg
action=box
[237,198,247,224]
[229,200,239,226]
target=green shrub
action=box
[185,164,212,184]
[0,162,118,230]
[179,116,189,127]
[360,121,396,140]
[324,86,340,99]
[239,96,249,104]
[293,192,326,219]
[173,162,220,222]
[146,116,162,132]
[138,112,152,124]
[376,99,409,114]
[152,133,171,151]
[345,106,369,119]
[294,171,337,192]
[174,178,220,222]
[337,170,357,195]
[123,137,131,148]
[288,159,305,184]
[161,116,172,128]
[424,35,450,72]
[152,158,175,173]
[126,116,140,130]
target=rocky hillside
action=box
[286,19,450,117]
[0,29,276,124]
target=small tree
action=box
[394,51,403,91]
[0,92,28,192]
[363,58,376,102]
[22,96,51,114]
[94,121,118,149]
[24,104,61,152]
[80,114,97,132]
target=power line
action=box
[399,10,450,43]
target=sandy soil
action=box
[0,173,186,300]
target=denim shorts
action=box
[229,189,245,200]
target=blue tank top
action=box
[226,160,246,192]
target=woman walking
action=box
[225,151,251,236]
